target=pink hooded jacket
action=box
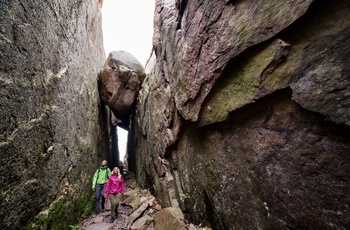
[104,174,125,195]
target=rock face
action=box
[131,0,350,229]
[0,0,107,229]
[154,207,186,230]
[98,51,146,129]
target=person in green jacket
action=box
[92,160,111,214]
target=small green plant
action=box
[81,194,95,217]
[69,225,82,230]
[179,193,190,201]
[141,75,149,89]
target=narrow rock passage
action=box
[80,172,155,230]
[79,171,211,230]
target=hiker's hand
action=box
[92,188,95,191]
[104,194,108,199]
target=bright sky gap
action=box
[101,0,155,160]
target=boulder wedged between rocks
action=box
[98,50,146,130]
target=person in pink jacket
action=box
[104,167,125,223]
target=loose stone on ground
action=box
[79,172,211,230]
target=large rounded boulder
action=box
[98,51,146,128]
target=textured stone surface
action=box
[154,207,186,230]
[131,0,350,229]
[130,215,153,230]
[0,0,107,229]
[128,203,150,223]
[85,222,114,230]
[290,28,350,125]
[198,0,350,126]
[153,0,314,121]
[98,51,146,129]
[199,39,291,126]
[178,90,350,229]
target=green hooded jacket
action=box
[92,166,111,189]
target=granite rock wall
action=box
[0,0,107,229]
[130,0,350,229]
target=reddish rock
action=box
[131,0,350,229]
[153,0,314,121]
[98,51,146,128]
[154,207,186,230]
[130,214,153,230]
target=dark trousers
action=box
[95,184,106,213]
